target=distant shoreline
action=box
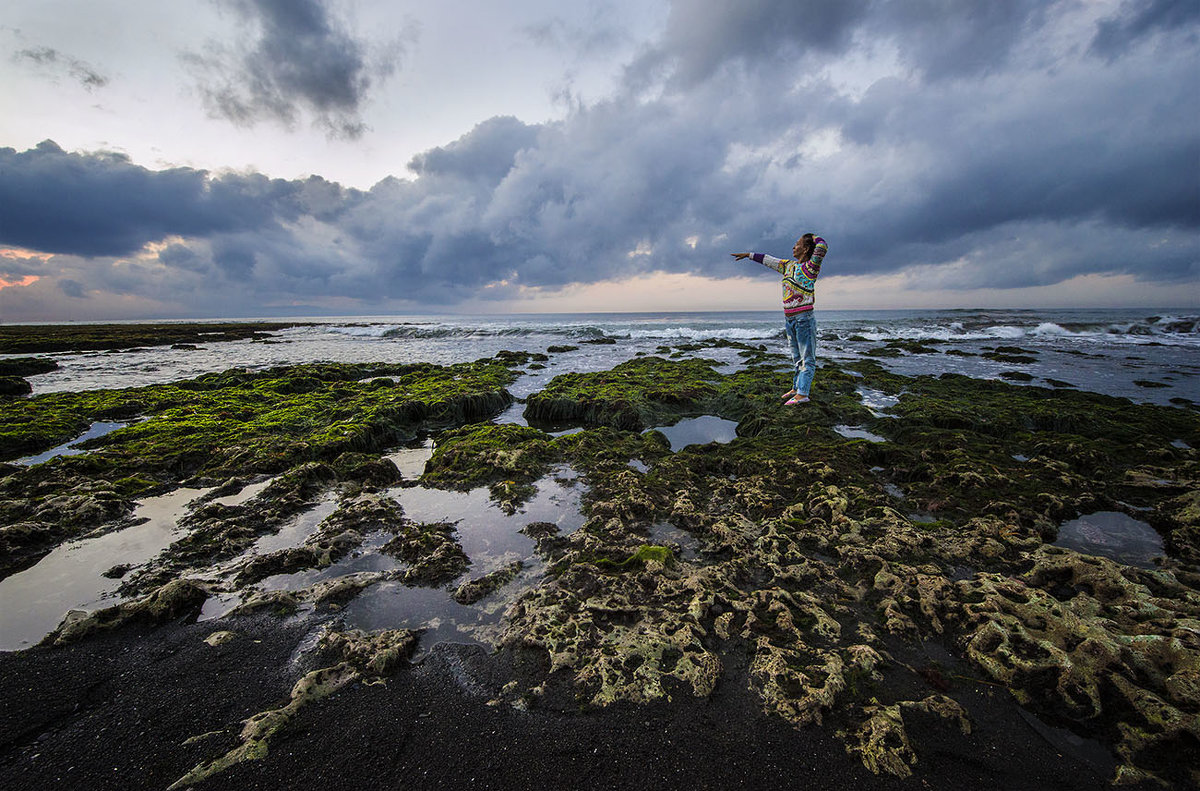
[0,322,313,355]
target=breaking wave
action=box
[836,314,1198,346]
[314,321,782,343]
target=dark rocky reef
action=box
[0,322,307,354]
[5,352,1198,786]
[0,359,518,580]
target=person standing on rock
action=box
[731,233,828,405]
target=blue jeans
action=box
[785,312,817,396]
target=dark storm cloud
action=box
[186,0,405,138]
[0,140,329,257]
[408,116,541,184]
[4,1,1198,315]
[14,45,109,90]
[58,279,87,298]
[625,0,1054,89]
[1091,0,1200,58]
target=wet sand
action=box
[0,613,1129,791]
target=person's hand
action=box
[730,252,749,260]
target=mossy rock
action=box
[0,357,59,377]
[422,423,559,492]
[0,376,32,397]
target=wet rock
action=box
[228,589,300,618]
[102,563,132,579]
[381,521,468,586]
[171,626,419,788]
[45,578,210,645]
[320,627,420,676]
[845,695,971,778]
[453,561,524,605]
[0,357,59,377]
[204,630,237,647]
[1154,489,1200,564]
[331,452,402,489]
[932,549,1200,786]
[0,376,33,396]
[521,521,566,556]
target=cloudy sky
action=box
[0,0,1196,321]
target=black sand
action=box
[0,613,1128,791]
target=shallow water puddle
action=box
[211,476,278,507]
[646,415,738,451]
[856,386,899,415]
[257,532,403,592]
[646,523,700,560]
[834,425,887,443]
[385,438,434,480]
[250,495,339,555]
[198,591,242,622]
[15,421,128,465]
[1053,511,1164,569]
[342,582,489,654]
[0,486,211,650]
[492,402,528,427]
[390,469,585,566]
[335,470,585,655]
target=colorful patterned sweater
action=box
[749,236,828,316]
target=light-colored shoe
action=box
[781,389,797,400]
[784,394,810,405]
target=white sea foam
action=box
[324,324,404,338]
[624,326,776,341]
[1030,322,1077,337]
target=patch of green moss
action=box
[0,359,517,580]
[0,360,516,472]
[594,544,674,571]
[524,356,725,430]
[422,423,558,491]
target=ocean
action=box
[19,308,1200,407]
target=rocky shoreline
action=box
[1,337,1196,788]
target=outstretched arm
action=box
[731,252,788,274]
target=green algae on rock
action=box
[523,356,725,430]
[0,359,518,581]
[488,355,1199,785]
[43,577,211,646]
[6,350,1200,787]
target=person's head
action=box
[792,234,815,262]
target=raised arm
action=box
[809,236,828,266]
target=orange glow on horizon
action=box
[1,248,51,262]
[0,275,40,290]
